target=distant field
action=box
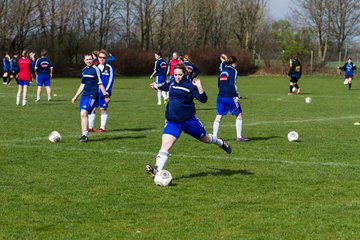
[1,75,360,239]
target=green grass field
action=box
[1,74,360,239]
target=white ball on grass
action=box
[154,170,173,186]
[305,97,312,103]
[49,131,61,143]
[287,131,299,142]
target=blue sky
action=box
[268,0,291,19]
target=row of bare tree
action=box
[0,0,359,74]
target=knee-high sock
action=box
[156,150,169,171]
[162,91,167,100]
[157,91,162,103]
[88,113,96,129]
[100,112,108,130]
[210,134,224,147]
[213,119,221,137]
[236,118,243,138]
[16,95,20,105]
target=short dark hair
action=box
[226,56,238,65]
[41,49,48,56]
[155,51,162,57]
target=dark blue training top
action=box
[81,65,102,98]
[183,60,200,78]
[35,57,53,76]
[340,62,356,76]
[154,58,167,76]
[218,65,239,98]
[158,76,207,122]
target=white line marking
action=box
[2,143,360,169]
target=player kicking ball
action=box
[146,64,231,177]
[71,54,110,142]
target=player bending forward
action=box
[146,64,231,177]
[72,54,110,142]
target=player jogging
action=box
[146,63,232,177]
[35,49,54,102]
[150,51,168,105]
[288,55,302,95]
[213,56,248,142]
[71,53,110,142]
[183,54,201,79]
[338,58,356,90]
[88,50,115,133]
[16,50,32,106]
[3,53,11,85]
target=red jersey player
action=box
[16,50,32,106]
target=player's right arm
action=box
[72,84,85,104]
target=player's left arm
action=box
[192,78,207,103]
[105,65,114,92]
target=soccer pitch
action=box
[1,75,360,239]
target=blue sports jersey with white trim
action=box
[81,65,102,98]
[183,60,200,78]
[98,64,114,93]
[154,58,167,76]
[218,65,239,98]
[35,57,53,76]
[3,58,10,72]
[158,76,207,122]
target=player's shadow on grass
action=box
[175,167,253,180]
[111,127,154,132]
[249,136,280,141]
[196,108,216,111]
[91,135,146,142]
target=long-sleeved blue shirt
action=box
[81,65,102,98]
[340,62,356,76]
[3,58,10,72]
[154,58,167,76]
[158,76,207,122]
[218,65,239,98]
[183,60,200,78]
[98,63,114,93]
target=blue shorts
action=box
[79,96,98,113]
[156,75,166,84]
[17,80,30,86]
[345,74,354,78]
[37,75,51,87]
[163,116,206,140]
[97,92,111,109]
[216,96,242,116]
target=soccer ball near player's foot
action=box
[49,131,62,143]
[154,170,173,186]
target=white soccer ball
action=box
[344,79,348,85]
[287,131,299,142]
[154,170,173,186]
[292,87,297,93]
[49,131,61,143]
[305,97,312,103]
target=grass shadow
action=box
[90,135,146,142]
[175,167,254,180]
[249,136,281,141]
[196,108,216,111]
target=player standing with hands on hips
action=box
[338,58,356,90]
[35,49,54,102]
[72,54,110,142]
[213,56,248,142]
[146,64,232,177]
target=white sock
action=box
[157,91,162,103]
[210,134,223,147]
[82,130,88,137]
[156,150,169,171]
[36,96,40,100]
[100,112,108,130]
[48,96,51,101]
[22,98,27,106]
[88,113,96,129]
[213,119,221,137]
[162,91,167,100]
[16,95,20,105]
[236,118,243,138]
